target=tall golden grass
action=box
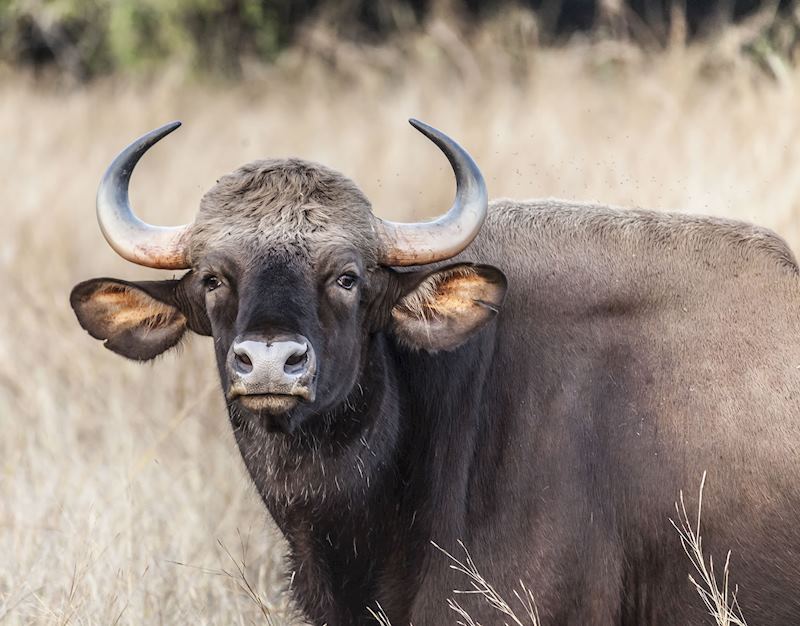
[2,21,799,624]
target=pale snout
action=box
[227,334,317,407]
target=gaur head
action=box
[71,121,506,434]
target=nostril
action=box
[233,350,253,374]
[285,351,305,367]
[284,347,308,375]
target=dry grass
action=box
[671,473,749,626]
[433,541,540,626]
[2,20,800,624]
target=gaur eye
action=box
[203,275,222,292]
[336,274,358,290]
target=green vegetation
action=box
[0,0,304,78]
[0,0,797,80]
[0,0,421,79]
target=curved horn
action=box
[96,121,191,269]
[375,119,488,266]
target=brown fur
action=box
[439,197,800,624]
[76,283,185,337]
[480,198,798,272]
[189,159,380,266]
[392,264,506,352]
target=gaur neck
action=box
[229,331,494,625]
[228,334,423,624]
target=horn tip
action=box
[161,120,182,134]
[408,118,441,143]
[408,118,428,132]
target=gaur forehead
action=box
[188,158,380,267]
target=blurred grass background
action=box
[2,1,800,624]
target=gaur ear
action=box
[390,263,507,352]
[70,278,194,361]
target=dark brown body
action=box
[232,199,800,624]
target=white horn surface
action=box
[96,121,191,269]
[375,119,488,266]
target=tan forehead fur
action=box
[189,158,380,265]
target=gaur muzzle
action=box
[227,333,317,410]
